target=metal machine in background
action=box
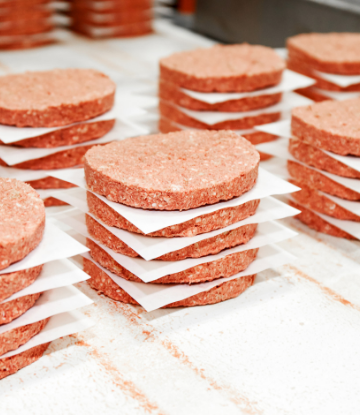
[193,0,360,47]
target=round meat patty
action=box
[86,238,259,284]
[26,177,75,190]
[290,178,360,222]
[0,342,50,380]
[87,190,260,237]
[287,160,360,201]
[84,130,260,211]
[86,213,258,261]
[0,293,41,325]
[160,44,285,92]
[84,257,256,307]
[159,80,283,112]
[289,138,360,179]
[0,69,116,127]
[0,318,49,357]
[0,264,43,303]
[287,33,360,75]
[0,178,45,270]
[289,199,355,240]
[292,98,360,156]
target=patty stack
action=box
[0,178,92,380]
[287,98,360,240]
[158,44,314,161]
[0,68,117,207]
[52,129,299,310]
[287,33,360,102]
[66,0,153,39]
[0,0,56,50]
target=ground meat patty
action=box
[0,35,55,51]
[84,257,255,307]
[87,191,260,237]
[287,57,360,92]
[71,20,153,39]
[288,160,360,201]
[160,44,285,93]
[0,342,49,380]
[86,213,258,261]
[289,139,360,179]
[159,80,283,112]
[287,33,360,75]
[0,119,115,148]
[0,179,45,270]
[292,99,360,156]
[289,199,355,239]
[294,86,331,103]
[290,178,360,221]
[0,69,116,127]
[85,130,260,211]
[0,265,43,303]
[0,293,41,325]
[26,177,76,190]
[159,100,281,131]
[0,20,53,37]
[157,117,275,161]
[87,238,259,284]
[0,318,49,357]
[71,0,152,12]
[43,197,68,208]
[0,143,99,170]
[69,8,152,26]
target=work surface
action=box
[1,20,360,415]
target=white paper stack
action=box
[50,166,300,312]
[256,120,360,240]
[0,94,147,208]
[158,67,314,160]
[0,217,94,379]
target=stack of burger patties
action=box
[287,33,360,102]
[0,68,116,207]
[66,0,153,39]
[288,98,360,240]
[82,130,265,307]
[0,178,91,379]
[0,0,56,50]
[157,44,314,161]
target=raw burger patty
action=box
[289,138,360,179]
[69,8,152,26]
[0,119,115,148]
[287,57,360,92]
[43,197,68,208]
[288,160,360,201]
[0,69,116,127]
[292,98,360,156]
[0,20,53,37]
[160,44,285,92]
[86,213,258,261]
[158,117,276,161]
[289,199,355,239]
[290,178,360,221]
[87,191,260,237]
[0,342,49,380]
[287,33,360,75]
[0,143,102,170]
[84,130,260,211]
[0,318,49,357]
[159,80,283,112]
[0,179,45,270]
[84,257,256,307]
[71,20,152,39]
[159,100,281,130]
[87,238,259,284]
[0,35,55,51]
[294,86,331,103]
[0,293,41,325]
[26,177,76,190]
[0,264,43,302]
[71,0,152,12]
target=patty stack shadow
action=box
[53,129,300,312]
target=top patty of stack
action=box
[292,98,360,156]
[84,130,260,211]
[0,69,116,127]
[0,178,45,270]
[160,44,285,93]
